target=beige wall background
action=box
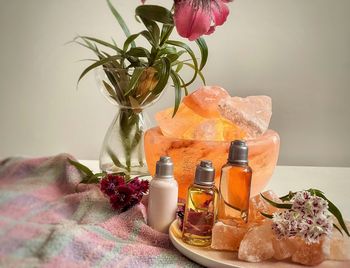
[0,0,349,167]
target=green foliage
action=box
[68,158,106,184]
[74,0,208,115]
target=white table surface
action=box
[80,161,350,220]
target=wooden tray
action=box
[169,220,347,268]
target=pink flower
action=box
[174,0,233,41]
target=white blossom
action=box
[272,191,333,244]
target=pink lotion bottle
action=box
[147,156,178,233]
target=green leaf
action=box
[140,17,160,46]
[166,40,198,87]
[309,189,350,236]
[78,55,123,84]
[106,0,135,47]
[160,24,174,46]
[176,73,188,96]
[260,211,273,219]
[102,80,118,101]
[170,69,182,117]
[124,67,144,96]
[78,36,123,54]
[136,5,174,25]
[126,47,150,58]
[183,62,206,85]
[107,147,128,170]
[260,193,293,209]
[123,33,140,51]
[68,158,94,177]
[279,191,296,202]
[175,61,184,73]
[195,37,208,71]
[151,57,171,96]
[333,224,343,235]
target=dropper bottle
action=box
[147,156,178,233]
[218,140,252,223]
[182,160,218,246]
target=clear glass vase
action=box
[96,66,163,175]
[99,105,150,175]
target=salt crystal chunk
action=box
[292,237,330,266]
[218,96,272,138]
[249,190,281,223]
[329,223,350,261]
[272,237,297,260]
[211,220,248,251]
[238,221,274,262]
[183,85,230,118]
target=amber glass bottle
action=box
[182,160,218,247]
[218,140,252,223]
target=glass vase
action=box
[96,66,163,175]
[99,105,150,175]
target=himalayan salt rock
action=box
[292,237,330,266]
[183,85,230,118]
[218,95,272,138]
[272,237,298,260]
[249,190,281,223]
[211,220,248,251]
[156,103,245,141]
[329,223,350,261]
[182,118,245,141]
[238,221,275,262]
[155,103,203,139]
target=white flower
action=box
[272,191,333,244]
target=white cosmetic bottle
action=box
[147,156,178,233]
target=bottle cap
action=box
[155,156,174,178]
[194,160,215,186]
[228,140,249,164]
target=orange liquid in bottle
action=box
[218,163,252,222]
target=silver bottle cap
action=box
[228,140,248,164]
[155,156,174,178]
[194,160,215,186]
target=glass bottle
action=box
[182,160,218,247]
[218,140,252,223]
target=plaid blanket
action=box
[0,154,200,268]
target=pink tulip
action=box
[174,0,233,41]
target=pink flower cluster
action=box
[272,191,333,244]
[100,174,149,212]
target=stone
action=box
[211,220,248,251]
[156,103,245,141]
[218,96,272,138]
[155,103,203,139]
[328,222,350,261]
[238,221,275,262]
[272,237,297,260]
[183,85,230,118]
[249,190,281,223]
[291,237,330,266]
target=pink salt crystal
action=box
[211,220,248,251]
[329,223,350,261]
[183,85,230,118]
[272,237,297,260]
[238,221,275,262]
[291,237,330,266]
[218,95,272,138]
[249,190,281,223]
